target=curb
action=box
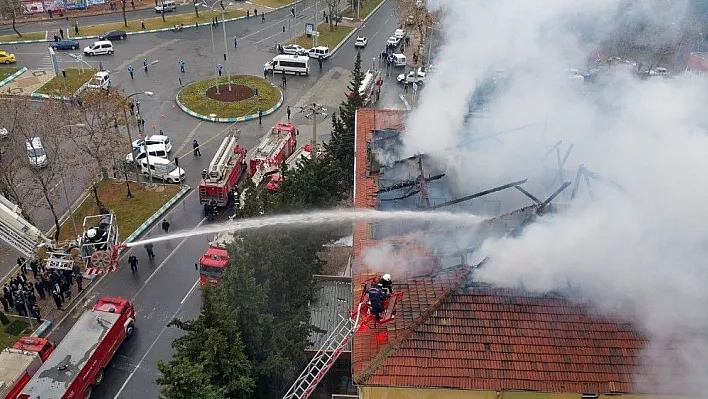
[399,94,412,110]
[31,319,52,337]
[31,76,92,101]
[121,184,191,246]
[176,78,283,123]
[0,66,27,88]
[0,31,47,45]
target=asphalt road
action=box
[31,1,401,398]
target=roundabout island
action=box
[176,75,283,123]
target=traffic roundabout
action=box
[176,75,283,123]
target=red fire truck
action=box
[265,143,313,192]
[249,122,297,188]
[197,235,230,286]
[198,134,247,207]
[19,297,136,399]
[0,337,55,399]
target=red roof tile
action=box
[350,109,662,395]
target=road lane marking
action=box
[114,278,200,399]
[181,279,199,304]
[114,38,180,73]
[174,121,203,158]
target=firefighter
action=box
[378,274,393,295]
[365,284,385,321]
[204,202,213,220]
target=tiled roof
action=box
[350,108,667,394]
[309,276,352,352]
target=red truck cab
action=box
[199,246,229,286]
[0,337,55,399]
[19,297,135,399]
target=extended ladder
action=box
[0,194,46,257]
[282,304,363,399]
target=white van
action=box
[132,134,172,152]
[307,46,330,60]
[83,40,114,56]
[264,54,310,76]
[155,0,176,13]
[126,143,168,163]
[26,137,48,168]
[140,157,184,184]
[389,53,407,67]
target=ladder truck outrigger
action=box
[0,194,121,278]
[282,276,403,399]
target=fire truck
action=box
[198,134,247,207]
[265,143,313,192]
[0,337,55,399]
[249,122,298,188]
[197,232,231,285]
[19,297,136,399]
[0,194,121,278]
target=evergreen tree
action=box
[156,287,254,399]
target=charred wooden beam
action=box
[428,179,528,210]
[377,173,445,193]
[538,181,571,214]
[514,186,543,204]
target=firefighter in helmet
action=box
[365,283,385,321]
[378,273,392,295]
[84,227,108,250]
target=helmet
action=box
[382,274,391,282]
[86,228,97,239]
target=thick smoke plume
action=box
[400,0,708,393]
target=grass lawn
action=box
[35,68,95,96]
[0,31,46,43]
[249,0,292,8]
[0,315,34,351]
[178,75,281,119]
[341,0,384,19]
[56,180,182,242]
[0,66,21,81]
[73,9,246,37]
[288,23,354,50]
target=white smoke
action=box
[400,0,708,392]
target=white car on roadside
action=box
[397,69,426,84]
[86,71,111,91]
[386,36,400,47]
[354,36,368,48]
[280,44,308,55]
[132,134,172,153]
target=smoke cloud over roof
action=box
[399,0,708,392]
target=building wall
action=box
[358,387,697,399]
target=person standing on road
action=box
[193,139,201,156]
[143,58,149,73]
[128,255,138,272]
[318,57,323,69]
[233,36,237,49]
[281,73,287,88]
[291,7,295,17]
[144,243,155,258]
[286,105,291,120]
[179,59,185,73]
[258,109,263,124]
[51,290,62,310]
[127,65,134,79]
[161,219,171,234]
[261,13,265,23]
[59,28,64,39]
[217,64,223,77]
[74,20,79,36]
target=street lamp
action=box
[60,123,86,239]
[299,103,327,151]
[126,91,154,184]
[201,0,234,93]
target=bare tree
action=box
[0,0,24,37]
[394,0,439,60]
[122,0,128,27]
[323,0,341,32]
[0,98,36,223]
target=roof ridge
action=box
[353,267,471,384]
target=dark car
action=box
[99,30,127,41]
[49,39,80,50]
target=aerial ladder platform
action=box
[283,276,402,399]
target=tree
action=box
[394,0,439,63]
[156,287,254,398]
[193,0,199,18]
[0,0,24,37]
[323,0,341,31]
[160,0,166,23]
[122,0,128,27]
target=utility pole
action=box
[299,103,327,151]
[314,0,318,47]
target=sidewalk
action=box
[1,69,54,96]
[0,0,156,28]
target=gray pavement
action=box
[0,1,405,396]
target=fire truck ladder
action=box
[207,135,238,182]
[0,194,49,257]
[282,304,363,399]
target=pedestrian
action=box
[34,281,45,300]
[291,7,294,17]
[17,257,26,275]
[246,9,249,18]
[141,20,146,30]
[254,8,257,15]
[143,58,148,73]
[48,8,53,18]
[258,109,263,124]
[141,118,146,130]
[179,59,185,73]
[263,67,268,78]
[32,303,41,323]
[282,73,287,88]
[59,28,64,39]
[128,255,138,272]
[234,36,237,49]
[144,243,155,258]
[30,259,38,280]
[286,105,291,120]
[129,101,135,115]
[74,20,79,36]
[217,63,223,77]
[51,290,62,310]
[131,0,135,8]
[76,274,83,291]
[318,57,323,69]
[404,80,408,92]
[261,13,265,23]
[161,219,171,234]
[193,139,201,156]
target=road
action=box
[25,1,403,398]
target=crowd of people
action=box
[1,257,84,322]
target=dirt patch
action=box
[205,84,255,102]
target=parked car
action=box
[132,134,172,152]
[49,39,80,50]
[0,51,16,64]
[83,40,114,56]
[397,69,426,84]
[99,30,127,41]
[26,137,48,168]
[155,0,176,12]
[394,28,406,39]
[86,71,111,91]
[125,143,168,163]
[386,36,400,47]
[280,44,308,55]
[354,36,368,48]
[307,46,330,59]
